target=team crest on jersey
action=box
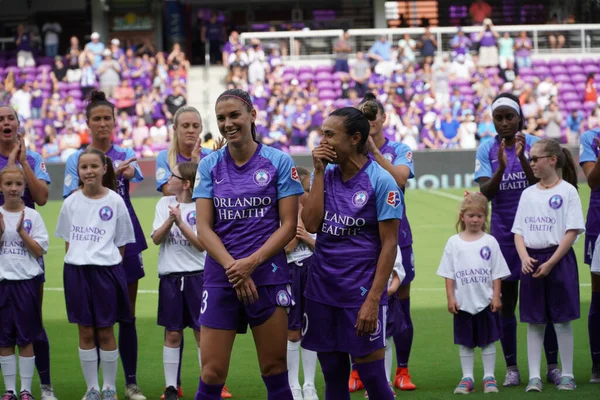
[23,219,32,234]
[386,191,401,208]
[370,320,382,338]
[99,206,114,221]
[253,169,271,186]
[480,246,491,261]
[276,290,291,307]
[291,167,300,182]
[352,190,369,208]
[549,194,563,210]
[186,211,196,225]
[406,151,413,162]
[475,159,481,172]
[156,167,167,181]
[64,174,73,188]
[383,153,394,163]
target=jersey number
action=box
[201,290,208,314]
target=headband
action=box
[491,97,520,115]
[217,94,253,109]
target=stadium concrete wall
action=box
[44,145,584,200]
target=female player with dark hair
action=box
[63,91,147,400]
[192,89,304,399]
[0,105,56,400]
[474,93,560,387]
[301,103,403,400]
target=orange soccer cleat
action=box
[221,385,232,398]
[393,367,416,390]
[348,369,365,392]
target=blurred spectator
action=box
[450,28,471,60]
[438,110,460,148]
[398,33,417,64]
[50,56,67,91]
[247,40,266,84]
[477,112,497,144]
[42,21,62,58]
[263,122,289,151]
[450,54,474,79]
[541,102,563,141]
[132,118,149,149]
[333,31,352,73]
[80,57,97,99]
[291,98,311,146]
[201,13,226,65]
[110,39,125,62]
[523,117,544,137]
[515,31,533,69]
[164,84,187,122]
[566,110,585,144]
[585,73,597,103]
[114,80,135,114]
[498,32,514,70]
[97,49,121,97]
[202,133,214,149]
[470,0,492,25]
[41,134,61,163]
[367,36,392,68]
[167,43,190,76]
[141,137,155,158]
[150,119,168,145]
[15,24,35,68]
[116,111,133,139]
[536,76,558,110]
[22,119,37,150]
[136,39,156,57]
[458,113,477,149]
[59,125,82,161]
[84,32,105,68]
[547,14,566,50]
[350,52,371,96]
[10,84,32,120]
[477,19,499,67]
[307,129,321,151]
[222,31,243,67]
[419,27,437,65]
[30,81,44,119]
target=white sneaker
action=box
[125,384,147,400]
[40,385,58,400]
[292,387,304,400]
[303,384,319,400]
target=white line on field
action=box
[425,190,464,201]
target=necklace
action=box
[539,177,561,189]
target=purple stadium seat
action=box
[561,92,579,101]
[566,101,582,111]
[316,81,333,90]
[550,65,567,74]
[532,59,547,68]
[283,66,296,74]
[297,66,312,74]
[584,101,597,112]
[459,86,474,94]
[575,82,587,92]
[567,65,584,74]
[67,82,81,90]
[536,66,550,76]
[315,65,333,74]
[554,74,571,84]
[6,59,17,67]
[318,90,336,100]
[560,83,576,93]
[6,66,17,74]
[315,72,332,82]
[332,71,347,81]
[548,59,564,67]
[57,82,68,90]
[486,67,500,77]
[571,74,587,83]
[518,67,534,76]
[282,73,295,82]
[523,76,537,84]
[581,58,596,66]
[68,90,82,99]
[298,72,313,82]
[584,65,600,75]
[332,80,342,89]
[564,59,580,66]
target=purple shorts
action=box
[454,306,502,348]
[519,247,580,324]
[0,278,43,347]
[585,233,598,266]
[158,271,204,331]
[301,298,387,358]
[123,253,145,284]
[35,257,45,284]
[386,294,405,338]
[288,257,313,331]
[199,284,294,333]
[500,243,521,281]
[400,246,415,286]
[63,263,133,328]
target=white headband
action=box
[491,97,521,115]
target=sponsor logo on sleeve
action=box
[291,166,300,182]
[387,191,401,208]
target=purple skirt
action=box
[0,278,43,347]
[454,306,502,348]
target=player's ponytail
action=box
[536,138,579,190]
[560,147,578,190]
[103,156,117,192]
[358,93,384,115]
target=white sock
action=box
[19,356,35,393]
[163,346,180,389]
[301,348,317,387]
[459,345,475,379]
[287,340,301,390]
[385,337,394,383]
[481,344,496,379]
[527,324,545,380]
[79,348,100,391]
[554,322,574,378]
[99,349,119,391]
[198,347,202,370]
[0,354,17,393]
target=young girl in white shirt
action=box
[512,138,585,392]
[55,148,135,400]
[437,192,510,395]
[152,162,207,400]
[0,166,49,400]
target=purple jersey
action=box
[479,31,496,47]
[305,159,403,307]
[192,144,304,288]
[0,150,51,209]
[291,110,311,139]
[474,134,540,245]
[579,129,600,237]
[375,139,414,247]
[155,148,213,191]
[63,145,147,256]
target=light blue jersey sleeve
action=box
[261,147,304,200]
[580,129,600,165]
[123,147,143,183]
[368,163,404,222]
[192,152,221,200]
[63,151,81,198]
[390,142,415,178]
[29,151,51,183]
[201,147,213,158]
[155,150,171,191]
[474,140,494,182]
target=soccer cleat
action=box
[18,391,34,400]
[162,387,178,400]
[124,385,145,400]
[84,390,101,400]
[100,389,117,400]
[557,376,576,391]
[502,369,520,387]
[291,388,303,400]
[221,385,232,399]
[161,386,184,399]
[302,384,318,400]
[546,367,561,385]
[348,369,364,392]
[590,364,600,383]
[1,392,17,400]
[525,378,543,392]
[453,377,474,394]
[393,367,416,390]
[40,386,57,400]
[483,377,499,393]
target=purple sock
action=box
[262,371,293,400]
[318,352,351,400]
[543,323,559,366]
[355,359,394,400]
[589,292,600,364]
[393,298,413,367]
[178,333,184,386]
[119,319,138,385]
[500,315,517,367]
[33,329,51,385]
[195,378,223,400]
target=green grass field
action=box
[31,187,598,399]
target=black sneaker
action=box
[163,386,178,400]
[2,391,17,400]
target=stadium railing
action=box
[240,24,600,61]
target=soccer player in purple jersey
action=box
[579,127,600,382]
[62,91,147,400]
[192,89,303,400]
[301,103,402,400]
[0,105,57,400]
[474,93,560,387]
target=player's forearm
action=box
[251,217,297,269]
[479,166,505,199]
[546,230,578,268]
[196,225,235,268]
[121,165,136,180]
[151,220,173,245]
[372,151,410,188]
[445,278,455,301]
[514,234,530,262]
[18,231,44,259]
[22,165,48,206]
[492,279,502,300]
[302,171,325,233]
[177,223,205,252]
[587,161,600,190]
